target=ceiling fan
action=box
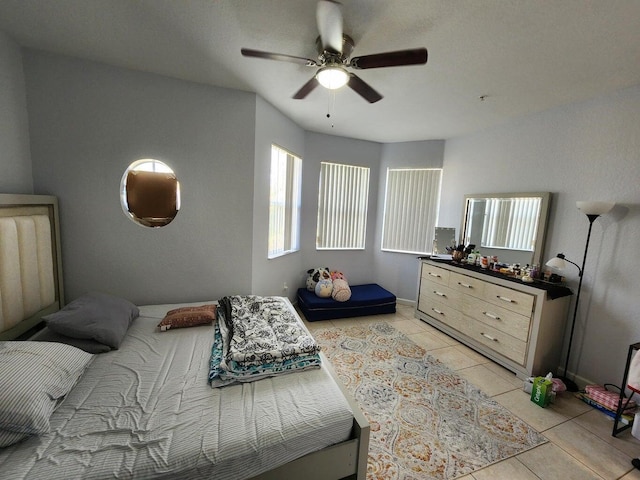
[240,0,428,103]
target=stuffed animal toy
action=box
[315,279,333,298]
[330,270,346,281]
[306,267,331,292]
[331,278,351,302]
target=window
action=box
[316,162,370,250]
[472,197,542,251]
[381,168,442,254]
[268,145,302,259]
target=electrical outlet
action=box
[283,282,288,293]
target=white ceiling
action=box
[1,0,639,143]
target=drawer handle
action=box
[480,332,498,342]
[428,272,442,278]
[431,308,444,315]
[483,311,501,320]
[434,290,447,297]
[496,295,515,304]
[458,282,472,289]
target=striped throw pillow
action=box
[0,342,93,446]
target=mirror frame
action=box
[460,192,552,267]
[120,159,181,228]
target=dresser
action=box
[415,259,571,379]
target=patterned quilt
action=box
[210,296,321,387]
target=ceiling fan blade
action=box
[350,48,428,69]
[293,76,320,99]
[316,0,343,53]
[348,73,382,103]
[241,48,317,66]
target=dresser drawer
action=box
[450,272,486,298]
[468,319,527,365]
[463,296,531,342]
[420,263,450,287]
[422,299,467,333]
[483,283,535,316]
[419,280,462,307]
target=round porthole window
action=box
[120,159,181,228]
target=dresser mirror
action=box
[461,192,551,267]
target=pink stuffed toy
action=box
[332,278,351,302]
[330,270,346,281]
[330,270,351,302]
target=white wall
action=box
[23,50,257,305]
[300,132,383,290]
[374,140,445,302]
[440,85,640,387]
[0,32,32,193]
[252,96,305,300]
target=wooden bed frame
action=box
[0,193,369,480]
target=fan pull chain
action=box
[326,91,336,128]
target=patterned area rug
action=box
[313,322,547,480]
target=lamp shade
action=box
[546,256,567,270]
[316,66,349,89]
[576,201,615,216]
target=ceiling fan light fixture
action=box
[316,66,349,90]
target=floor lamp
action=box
[545,200,615,392]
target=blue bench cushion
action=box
[296,283,396,321]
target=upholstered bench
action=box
[296,283,396,321]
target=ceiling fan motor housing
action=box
[315,34,354,63]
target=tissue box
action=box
[530,376,553,407]
[523,377,534,394]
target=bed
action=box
[0,193,369,480]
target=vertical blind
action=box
[268,145,301,258]
[316,162,370,249]
[381,168,442,254]
[481,197,541,251]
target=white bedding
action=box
[0,300,354,480]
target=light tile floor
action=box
[300,303,640,480]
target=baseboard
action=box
[558,368,598,391]
[396,298,415,307]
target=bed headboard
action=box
[0,193,64,340]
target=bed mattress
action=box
[297,283,396,321]
[0,300,354,480]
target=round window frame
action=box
[120,159,181,228]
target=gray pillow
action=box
[0,428,28,448]
[31,326,112,354]
[43,292,139,349]
[0,341,93,446]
